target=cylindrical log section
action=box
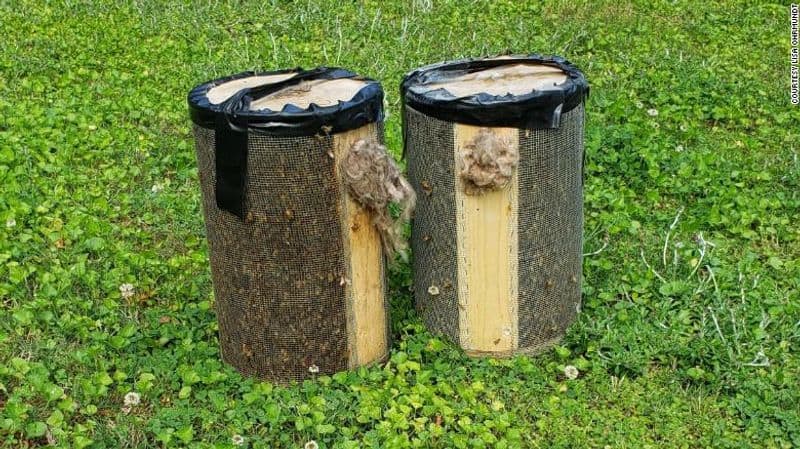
[188,68,394,381]
[401,55,589,356]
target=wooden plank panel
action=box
[454,124,519,354]
[333,123,388,367]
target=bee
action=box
[421,180,433,195]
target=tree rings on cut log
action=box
[414,62,567,98]
[251,79,372,111]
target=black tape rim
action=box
[188,67,384,137]
[400,54,589,130]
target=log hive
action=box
[188,68,398,381]
[401,55,589,356]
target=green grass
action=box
[1,0,799,447]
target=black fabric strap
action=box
[214,114,249,218]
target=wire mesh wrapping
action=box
[516,105,584,350]
[405,107,460,344]
[402,55,588,356]
[189,69,403,381]
[194,127,351,379]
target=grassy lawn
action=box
[1,0,798,447]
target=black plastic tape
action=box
[400,54,588,130]
[188,67,384,217]
[188,68,384,137]
[214,114,248,218]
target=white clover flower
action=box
[231,435,245,446]
[123,391,141,406]
[5,218,15,228]
[675,145,684,152]
[564,365,579,380]
[151,183,164,194]
[635,101,644,109]
[119,283,135,299]
[304,441,319,449]
[647,108,659,117]
[308,364,320,374]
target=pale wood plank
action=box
[454,125,519,353]
[333,123,388,367]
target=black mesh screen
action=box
[516,105,584,350]
[404,107,460,344]
[194,126,350,381]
